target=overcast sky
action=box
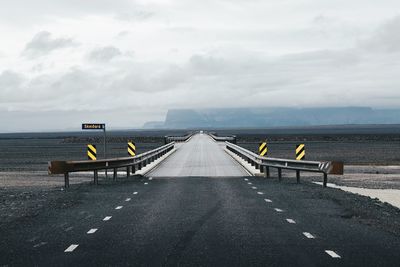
[1,0,400,132]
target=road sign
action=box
[296,144,305,160]
[259,141,268,156]
[82,123,105,130]
[87,144,97,160]
[128,141,136,157]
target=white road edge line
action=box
[103,216,112,221]
[286,219,296,224]
[64,244,79,252]
[115,206,123,210]
[87,228,98,234]
[274,208,283,212]
[325,250,341,258]
[257,192,264,195]
[264,199,272,203]
[303,232,315,239]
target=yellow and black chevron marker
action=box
[87,144,97,160]
[296,144,305,160]
[128,141,136,157]
[259,141,268,156]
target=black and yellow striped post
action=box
[259,141,268,156]
[258,141,270,177]
[87,144,98,185]
[128,141,136,176]
[128,141,136,157]
[295,144,305,183]
[296,144,305,160]
[87,144,97,160]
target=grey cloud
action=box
[22,31,78,58]
[115,10,154,22]
[360,16,400,53]
[0,0,140,25]
[87,46,122,62]
[0,70,25,89]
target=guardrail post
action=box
[132,165,136,174]
[278,168,282,181]
[126,166,130,178]
[138,162,142,170]
[296,170,300,183]
[266,167,270,178]
[94,170,98,185]
[64,172,70,188]
[260,165,264,173]
[323,173,328,188]
[113,168,117,181]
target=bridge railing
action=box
[164,133,194,143]
[208,133,237,144]
[48,142,175,188]
[225,142,343,187]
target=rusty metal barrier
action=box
[48,142,175,188]
[225,142,343,187]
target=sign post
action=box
[82,123,107,177]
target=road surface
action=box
[1,135,400,266]
[149,134,248,177]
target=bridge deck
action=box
[149,134,248,177]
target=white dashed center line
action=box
[115,206,123,210]
[274,208,283,212]
[247,182,252,185]
[149,177,153,180]
[87,228,98,234]
[244,178,249,181]
[64,244,79,252]
[286,219,296,224]
[103,216,112,221]
[257,192,264,195]
[325,250,341,258]
[144,182,148,185]
[251,186,257,189]
[125,198,131,202]
[133,192,138,195]
[264,199,272,203]
[303,232,315,239]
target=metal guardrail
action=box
[225,142,343,187]
[48,142,175,188]
[164,133,194,144]
[208,133,237,144]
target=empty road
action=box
[1,135,400,266]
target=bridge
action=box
[1,133,399,266]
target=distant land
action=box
[143,107,400,129]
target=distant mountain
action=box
[142,107,400,129]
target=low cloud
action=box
[87,46,122,62]
[22,31,78,58]
[359,16,400,53]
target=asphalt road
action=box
[149,134,248,177]
[1,176,400,266]
[1,136,400,266]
